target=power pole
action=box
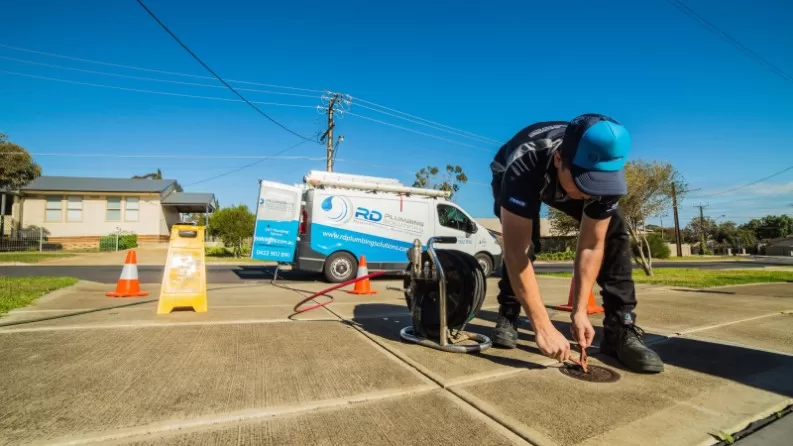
[694,203,709,256]
[671,183,682,257]
[319,91,350,172]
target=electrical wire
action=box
[134,0,315,142]
[0,55,319,99]
[687,164,793,198]
[0,152,326,160]
[350,101,498,145]
[348,95,501,144]
[0,69,317,108]
[664,0,793,85]
[183,140,312,187]
[0,43,323,92]
[345,111,492,152]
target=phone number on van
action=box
[255,249,292,259]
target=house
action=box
[1,176,217,249]
[764,237,793,256]
[476,218,564,238]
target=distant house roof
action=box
[767,237,793,248]
[161,192,217,213]
[476,217,563,238]
[20,176,177,194]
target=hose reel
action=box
[399,236,492,353]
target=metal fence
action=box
[0,227,50,252]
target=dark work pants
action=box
[491,180,637,323]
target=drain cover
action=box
[559,364,620,383]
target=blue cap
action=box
[561,114,631,197]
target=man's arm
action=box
[573,213,610,314]
[500,207,551,327]
[501,206,571,362]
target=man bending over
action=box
[489,113,664,374]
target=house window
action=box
[125,197,139,221]
[437,204,472,232]
[106,197,122,221]
[66,196,83,222]
[45,196,63,222]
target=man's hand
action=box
[534,322,571,362]
[570,312,596,350]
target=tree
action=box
[0,132,41,192]
[547,207,579,237]
[714,221,756,251]
[740,215,793,240]
[412,164,468,200]
[683,216,718,244]
[544,159,685,275]
[208,204,255,257]
[619,161,685,275]
[132,168,183,192]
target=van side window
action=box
[437,204,472,232]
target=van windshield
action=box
[437,204,473,232]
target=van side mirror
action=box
[466,221,478,234]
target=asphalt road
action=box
[0,261,780,284]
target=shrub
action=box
[536,251,576,261]
[632,234,671,259]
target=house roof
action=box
[767,237,793,248]
[20,176,177,194]
[476,217,562,238]
[161,192,217,213]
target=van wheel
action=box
[474,253,493,277]
[324,252,358,283]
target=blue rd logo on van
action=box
[321,196,354,224]
[354,207,382,222]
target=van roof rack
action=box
[303,170,451,198]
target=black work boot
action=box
[600,313,664,373]
[491,304,521,349]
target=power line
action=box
[348,95,500,144]
[0,43,323,93]
[688,164,793,198]
[0,152,327,160]
[349,101,497,145]
[0,43,497,148]
[346,111,491,152]
[183,140,313,187]
[0,69,318,109]
[134,0,314,142]
[0,55,319,99]
[664,0,793,85]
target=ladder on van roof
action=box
[303,170,452,198]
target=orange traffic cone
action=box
[106,250,149,298]
[348,255,378,295]
[555,275,604,314]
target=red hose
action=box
[291,270,391,314]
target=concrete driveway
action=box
[0,276,792,445]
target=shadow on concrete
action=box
[350,303,793,397]
[651,337,793,398]
[350,303,546,371]
[231,265,407,283]
[669,288,738,295]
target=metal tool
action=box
[399,236,492,353]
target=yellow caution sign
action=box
[157,224,208,314]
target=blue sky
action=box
[2,0,792,229]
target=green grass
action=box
[655,256,745,262]
[538,268,793,288]
[0,277,79,315]
[0,252,76,263]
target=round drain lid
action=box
[559,364,620,383]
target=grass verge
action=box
[0,277,79,315]
[538,268,793,288]
[0,252,76,263]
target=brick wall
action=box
[48,234,170,250]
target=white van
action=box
[251,170,503,283]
